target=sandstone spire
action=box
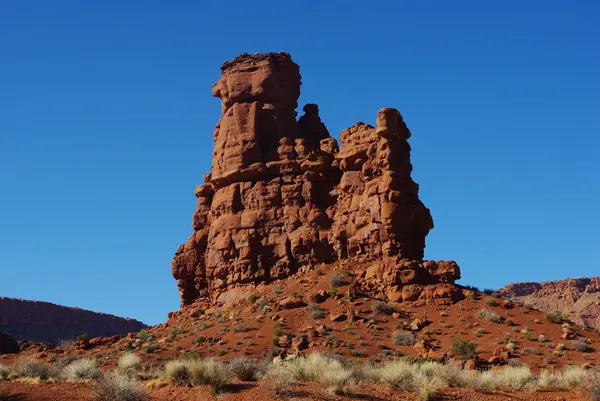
[171,52,457,305]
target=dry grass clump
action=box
[329,272,347,287]
[538,366,585,390]
[477,308,503,324]
[452,336,477,360]
[228,357,262,381]
[307,303,326,320]
[11,358,58,380]
[392,331,416,346]
[261,365,297,397]
[0,364,10,380]
[581,370,600,401]
[165,357,231,393]
[93,372,148,401]
[117,353,142,378]
[61,358,102,381]
[279,353,355,394]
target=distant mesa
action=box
[171,52,461,306]
[0,297,148,345]
[499,276,600,330]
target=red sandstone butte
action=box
[172,52,460,305]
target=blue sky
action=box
[1,1,599,325]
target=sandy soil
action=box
[0,381,590,401]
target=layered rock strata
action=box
[172,52,459,305]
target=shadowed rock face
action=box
[0,297,148,345]
[172,52,459,305]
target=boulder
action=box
[0,332,19,354]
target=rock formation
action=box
[0,297,148,344]
[0,331,19,354]
[499,277,600,330]
[172,52,460,305]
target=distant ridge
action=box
[499,276,600,330]
[0,297,148,344]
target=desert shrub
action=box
[538,334,547,343]
[482,289,495,295]
[523,347,539,355]
[136,330,151,342]
[248,294,259,304]
[229,357,261,381]
[485,297,500,307]
[12,358,58,380]
[143,342,159,354]
[477,308,503,323]
[582,370,600,401]
[499,366,535,390]
[232,323,248,333]
[392,331,416,346]
[192,335,206,344]
[307,303,325,320]
[62,358,102,381]
[376,359,418,391]
[261,365,297,397]
[418,377,444,401]
[273,285,282,295]
[372,301,395,315]
[0,364,11,380]
[319,365,355,395]
[475,328,487,337]
[329,272,347,287]
[94,372,148,401]
[77,332,91,345]
[546,311,563,324]
[165,360,189,384]
[186,358,231,393]
[118,353,141,378]
[504,319,516,326]
[451,337,477,360]
[575,341,591,353]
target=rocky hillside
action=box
[498,277,600,330]
[0,297,147,344]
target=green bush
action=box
[452,337,477,360]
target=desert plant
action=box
[485,297,500,307]
[477,308,503,324]
[319,364,355,395]
[261,365,297,397]
[94,372,148,401]
[504,319,516,326]
[499,366,535,390]
[186,358,231,393]
[307,303,325,320]
[118,353,141,378]
[372,301,395,315]
[248,294,259,304]
[392,331,416,346]
[62,358,102,381]
[12,358,58,380]
[376,359,418,391]
[582,370,600,401]
[475,328,487,337]
[451,336,477,360]
[538,334,547,342]
[329,272,347,287]
[229,357,261,381]
[165,359,189,384]
[575,341,591,353]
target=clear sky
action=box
[1,1,599,325]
